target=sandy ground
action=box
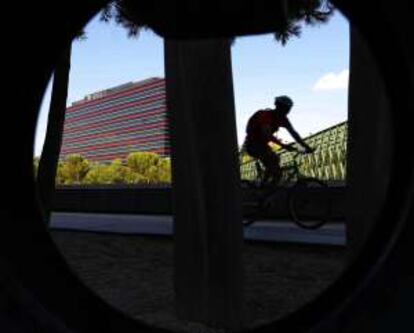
[49,230,346,332]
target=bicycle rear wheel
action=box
[289,178,331,229]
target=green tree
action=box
[145,158,172,183]
[84,159,149,184]
[83,163,111,184]
[60,154,90,184]
[126,152,172,183]
[157,158,172,183]
[273,0,334,45]
[55,160,66,185]
[127,152,160,176]
[124,170,149,184]
[106,159,146,184]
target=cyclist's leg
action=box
[244,141,264,181]
[272,154,282,184]
[245,141,282,184]
[260,150,281,185]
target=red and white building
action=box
[60,77,170,163]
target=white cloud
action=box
[313,69,349,91]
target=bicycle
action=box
[240,150,331,229]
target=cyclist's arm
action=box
[284,119,313,151]
[260,125,290,149]
[270,135,292,150]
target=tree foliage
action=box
[274,0,334,45]
[41,152,172,185]
[100,1,149,37]
[59,154,90,184]
[105,0,334,46]
[83,159,149,184]
[127,151,171,183]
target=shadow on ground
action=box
[50,230,346,332]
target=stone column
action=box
[164,39,243,329]
[346,26,392,262]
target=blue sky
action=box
[34,10,349,157]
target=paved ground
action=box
[49,228,347,332]
[50,212,346,246]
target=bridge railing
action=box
[239,151,347,183]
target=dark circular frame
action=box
[2,0,413,332]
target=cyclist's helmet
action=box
[274,95,293,109]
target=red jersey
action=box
[246,109,288,144]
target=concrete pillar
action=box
[164,39,243,329]
[346,26,393,262]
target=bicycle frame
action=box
[240,150,312,187]
[280,152,309,184]
[241,149,329,229]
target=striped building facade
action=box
[60,77,169,163]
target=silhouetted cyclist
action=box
[243,95,314,184]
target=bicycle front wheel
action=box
[289,178,331,229]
